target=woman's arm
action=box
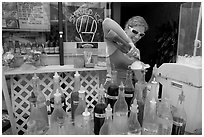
[102,18,133,56]
[103,18,132,43]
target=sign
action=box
[64,6,104,42]
[17,2,50,30]
[2,2,50,30]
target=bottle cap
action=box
[29,92,37,103]
[130,98,138,112]
[54,89,62,102]
[119,81,125,88]
[78,88,85,98]
[53,72,60,79]
[179,91,185,102]
[105,104,112,112]
[82,107,90,117]
[32,73,39,80]
[78,88,85,94]
[99,84,105,95]
[74,71,80,77]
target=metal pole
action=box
[58,2,64,65]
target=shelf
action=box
[3,65,107,75]
[2,28,50,32]
[50,20,66,23]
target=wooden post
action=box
[2,72,17,135]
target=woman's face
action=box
[125,25,145,44]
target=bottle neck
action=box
[54,79,60,91]
[111,71,118,85]
[125,70,134,88]
[136,83,144,101]
[118,85,125,98]
[74,76,81,92]
[149,100,157,119]
[139,70,146,83]
[177,99,185,112]
[98,93,105,104]
[148,82,158,101]
[32,80,40,95]
[54,95,62,106]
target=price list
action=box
[17,2,50,30]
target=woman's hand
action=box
[127,43,140,60]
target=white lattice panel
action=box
[10,71,101,135]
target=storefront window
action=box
[2,2,110,54]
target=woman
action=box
[103,16,149,83]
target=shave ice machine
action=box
[156,2,202,133]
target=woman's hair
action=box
[124,16,149,31]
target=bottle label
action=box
[106,95,118,100]
[115,112,128,117]
[73,101,79,105]
[94,113,106,118]
[173,120,183,126]
[125,94,133,97]
[37,102,46,108]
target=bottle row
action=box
[26,69,187,135]
[3,40,59,55]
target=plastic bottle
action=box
[26,120,37,135]
[27,92,48,135]
[107,70,119,109]
[113,82,129,135]
[135,82,145,127]
[171,90,187,135]
[81,108,94,135]
[124,69,135,113]
[157,97,173,135]
[147,65,159,100]
[94,84,107,135]
[49,89,68,135]
[142,98,158,135]
[71,71,80,121]
[139,68,148,102]
[50,72,66,114]
[32,73,49,127]
[100,104,117,135]
[103,73,112,90]
[127,98,142,135]
[74,89,86,133]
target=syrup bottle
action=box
[157,97,173,135]
[142,97,158,135]
[124,69,135,113]
[49,89,67,135]
[71,71,80,121]
[99,104,115,135]
[127,98,142,135]
[74,89,86,133]
[113,82,128,134]
[27,92,47,135]
[94,84,107,135]
[50,72,66,114]
[106,70,119,109]
[81,108,94,135]
[32,73,49,127]
[135,82,145,127]
[171,90,187,135]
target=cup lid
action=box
[130,60,150,70]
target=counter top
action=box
[3,64,107,75]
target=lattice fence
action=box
[10,71,101,134]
